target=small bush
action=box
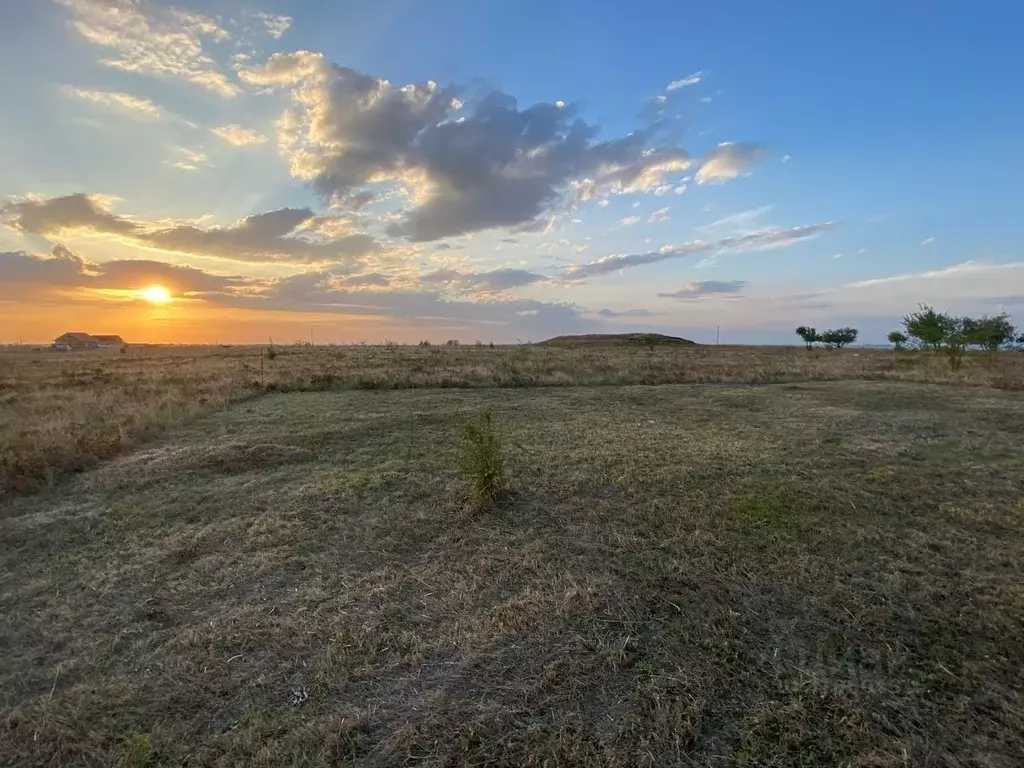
[266,346,278,361]
[118,734,156,768]
[457,410,506,508]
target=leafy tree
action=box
[795,326,819,350]
[820,327,858,349]
[902,304,946,350]
[887,330,908,349]
[937,314,971,370]
[965,313,1017,354]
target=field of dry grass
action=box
[3,343,1023,498]
[2,381,1023,766]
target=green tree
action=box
[938,314,971,370]
[887,330,908,349]
[820,327,858,349]
[902,304,945,350]
[795,326,819,350]
[965,313,1017,354]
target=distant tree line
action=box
[892,306,1021,369]
[796,306,1023,370]
[795,326,858,350]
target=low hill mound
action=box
[538,332,696,347]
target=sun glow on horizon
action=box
[140,285,171,304]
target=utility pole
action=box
[716,325,720,345]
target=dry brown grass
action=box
[2,381,1023,765]
[2,343,1022,497]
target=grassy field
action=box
[2,380,1023,766]
[3,343,1023,498]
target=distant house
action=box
[93,335,124,347]
[53,332,99,350]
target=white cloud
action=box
[658,280,744,299]
[62,86,164,120]
[255,12,292,39]
[168,148,209,172]
[240,53,699,239]
[666,72,702,91]
[620,216,640,227]
[846,261,1018,290]
[922,236,935,245]
[695,142,768,184]
[648,206,670,223]
[210,124,268,146]
[699,205,774,233]
[565,221,838,279]
[56,0,239,97]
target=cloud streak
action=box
[62,86,164,120]
[1,194,379,266]
[658,280,745,299]
[564,222,838,278]
[666,72,702,91]
[211,124,268,146]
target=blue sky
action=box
[1,0,1022,344]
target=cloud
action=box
[846,261,1024,290]
[2,193,137,235]
[55,0,239,97]
[564,221,838,278]
[62,86,164,120]
[241,53,707,240]
[0,245,243,298]
[597,308,654,318]
[210,124,268,146]
[666,72,702,91]
[648,206,670,223]
[695,142,768,184]
[169,148,209,171]
[699,205,774,233]
[0,246,88,288]
[254,12,292,39]
[1,193,380,266]
[342,272,391,288]
[0,247,588,335]
[922,236,935,245]
[658,280,745,299]
[419,267,546,293]
[620,216,641,227]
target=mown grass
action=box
[2,343,1023,498]
[2,381,1023,766]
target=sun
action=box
[140,285,171,304]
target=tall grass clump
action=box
[457,409,506,508]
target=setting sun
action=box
[140,285,171,304]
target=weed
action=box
[118,734,156,768]
[457,409,506,508]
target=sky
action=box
[1,0,1023,345]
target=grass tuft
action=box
[457,409,506,509]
